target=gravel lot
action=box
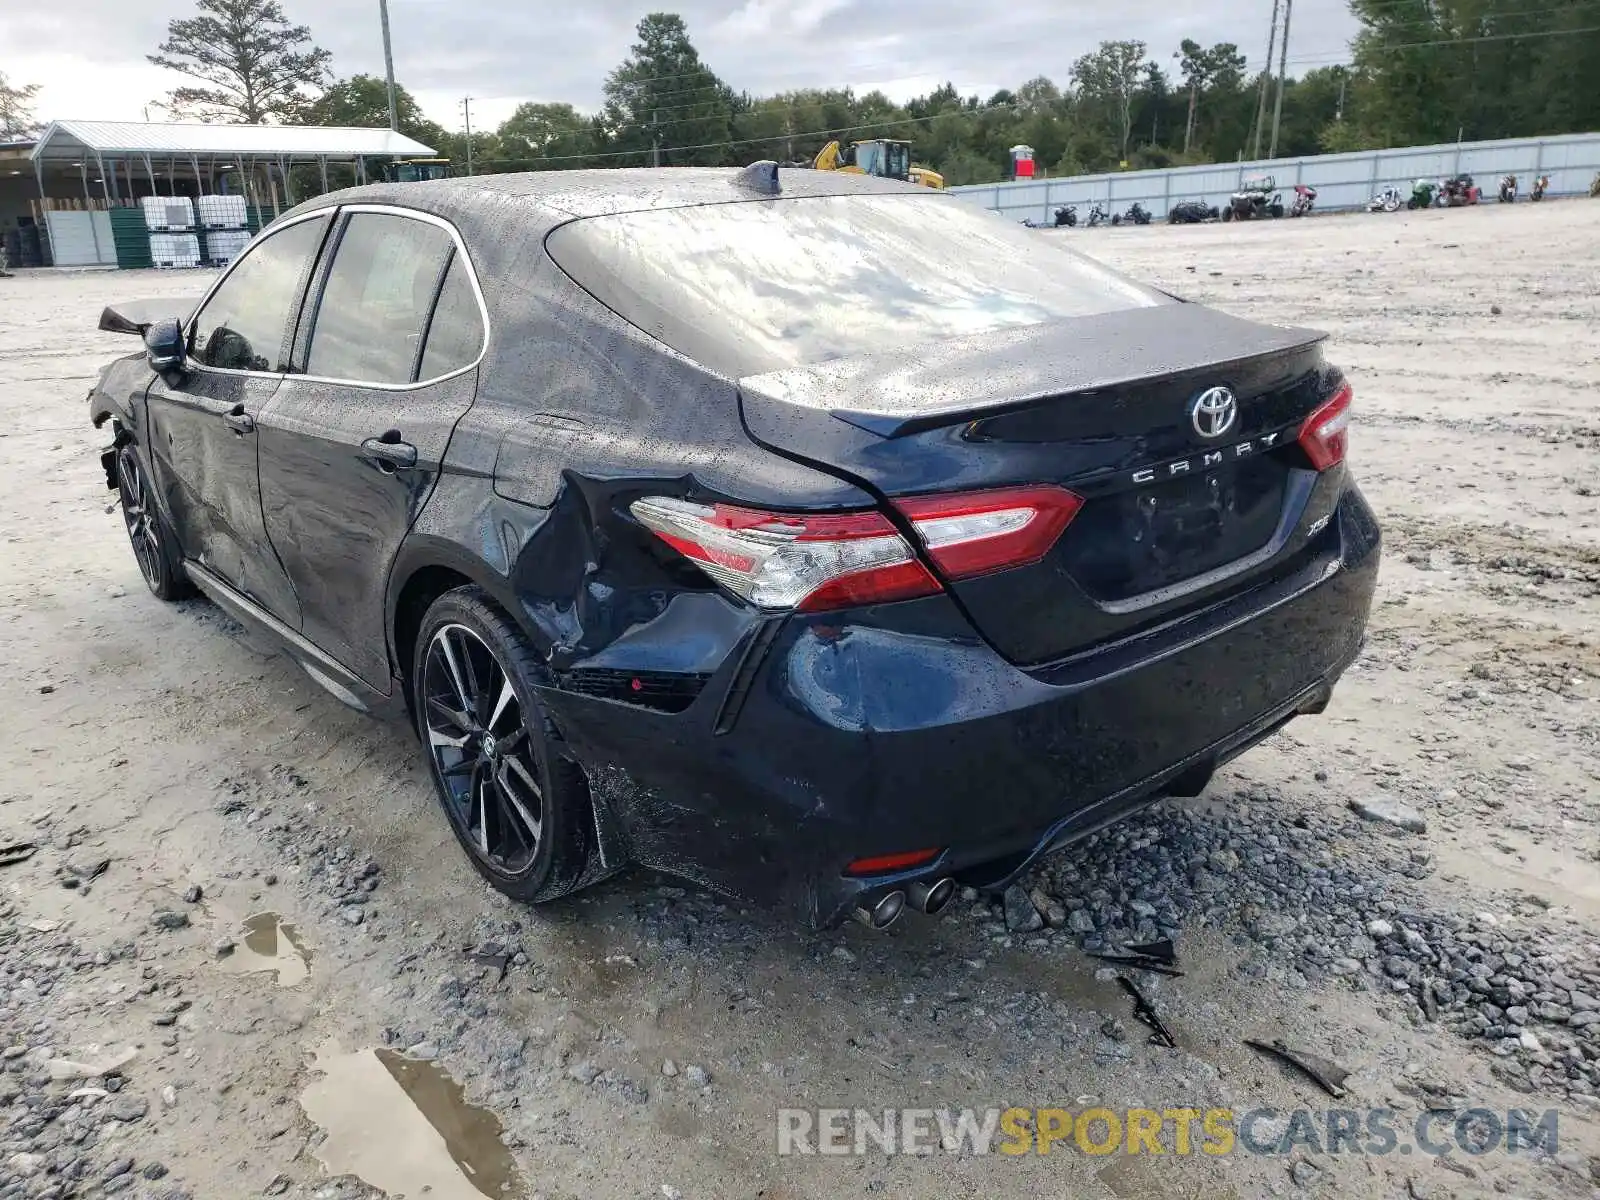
[2,198,1598,1200]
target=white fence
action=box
[43,211,116,267]
[949,132,1600,224]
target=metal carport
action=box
[29,119,436,211]
[21,120,436,268]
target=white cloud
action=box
[1,0,1360,135]
[26,56,174,123]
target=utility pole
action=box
[1184,80,1197,155]
[651,110,661,168]
[1268,0,1294,160]
[1252,0,1280,160]
[1336,70,1347,122]
[461,97,475,176]
[378,0,399,132]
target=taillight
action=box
[893,485,1083,579]
[628,498,940,611]
[630,484,1083,613]
[1298,382,1352,471]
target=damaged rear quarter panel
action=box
[392,198,882,879]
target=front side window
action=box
[191,214,330,372]
[305,213,455,385]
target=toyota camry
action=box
[88,164,1379,930]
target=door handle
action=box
[360,436,418,471]
[222,407,255,435]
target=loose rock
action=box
[1347,797,1427,833]
[1003,884,1044,933]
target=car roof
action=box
[291,166,932,231]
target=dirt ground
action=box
[2,198,1598,1200]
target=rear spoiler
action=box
[739,305,1327,441]
[99,297,200,336]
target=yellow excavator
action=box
[810,139,945,189]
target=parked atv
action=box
[1438,175,1480,206]
[1167,200,1215,224]
[1532,174,1551,201]
[1407,179,1439,209]
[1112,202,1152,227]
[1221,175,1283,221]
[1368,186,1404,213]
[1053,204,1078,227]
[1086,201,1111,228]
[1289,184,1317,217]
[1498,174,1518,203]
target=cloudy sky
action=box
[4,0,1360,135]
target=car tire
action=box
[411,585,593,905]
[116,443,194,602]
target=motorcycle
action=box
[1367,186,1404,213]
[1053,204,1078,228]
[1531,174,1551,201]
[1407,179,1438,209]
[1438,174,1480,206]
[1289,184,1317,217]
[1119,202,1152,226]
[1498,174,1518,203]
[1086,202,1111,228]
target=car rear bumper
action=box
[539,484,1380,928]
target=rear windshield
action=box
[545,194,1167,378]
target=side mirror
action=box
[144,318,187,373]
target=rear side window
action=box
[418,254,485,380]
[545,194,1167,377]
[192,214,330,371]
[306,213,455,385]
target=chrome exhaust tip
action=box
[907,877,957,916]
[851,890,907,931]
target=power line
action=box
[464,23,1595,156]
[463,0,1585,118]
[1337,1,1600,31]
[463,13,1183,101]
[1288,23,1600,64]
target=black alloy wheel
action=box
[117,445,191,601]
[414,588,591,902]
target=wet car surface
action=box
[88,165,1379,928]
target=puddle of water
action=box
[300,1041,525,1200]
[220,913,312,987]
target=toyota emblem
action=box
[1190,387,1238,439]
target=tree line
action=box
[3,0,1595,180]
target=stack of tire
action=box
[4,223,46,268]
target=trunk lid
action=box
[738,304,1339,665]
